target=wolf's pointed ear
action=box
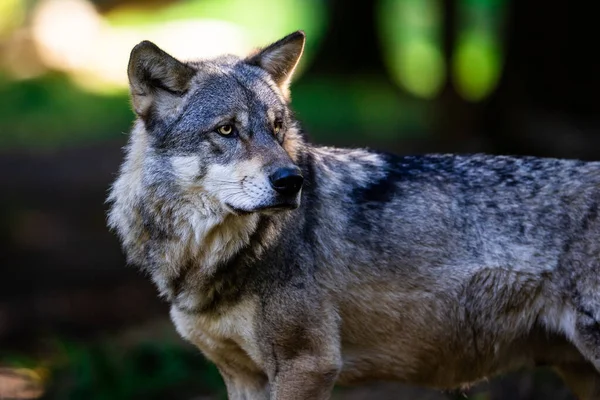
[127,41,195,118]
[246,31,305,100]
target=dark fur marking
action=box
[139,202,170,241]
[299,151,320,268]
[350,153,457,209]
[206,135,225,156]
[347,153,407,231]
[276,323,315,361]
[144,104,167,138]
[168,260,195,303]
[143,67,186,96]
[170,217,278,313]
[147,101,194,150]
[180,216,276,315]
[581,201,598,231]
[351,169,399,205]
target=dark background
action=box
[1,0,598,398]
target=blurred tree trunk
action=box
[304,0,388,76]
[306,0,488,153]
[482,0,600,159]
[432,0,487,153]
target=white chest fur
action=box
[170,298,265,373]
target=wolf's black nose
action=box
[269,167,304,195]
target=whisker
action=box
[210,179,243,184]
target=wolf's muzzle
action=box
[269,166,304,196]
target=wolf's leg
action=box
[269,356,340,400]
[553,217,600,374]
[570,309,600,373]
[562,258,600,373]
[261,296,341,400]
[218,367,269,400]
[555,362,600,400]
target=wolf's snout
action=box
[269,167,304,196]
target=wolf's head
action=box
[125,31,306,214]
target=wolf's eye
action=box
[273,120,283,134]
[217,124,234,136]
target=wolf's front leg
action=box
[218,367,270,400]
[261,297,342,400]
[269,356,340,400]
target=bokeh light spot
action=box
[453,33,502,101]
[378,0,445,99]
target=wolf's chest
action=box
[169,300,265,373]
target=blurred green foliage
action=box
[3,337,226,400]
[0,73,430,149]
[453,0,505,101]
[378,0,446,99]
[0,74,132,148]
[293,77,429,143]
[106,0,326,61]
[0,0,507,149]
[0,338,574,400]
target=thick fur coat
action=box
[107,31,600,399]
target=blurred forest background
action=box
[1,0,598,398]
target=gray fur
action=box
[107,31,600,399]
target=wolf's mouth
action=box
[225,201,299,215]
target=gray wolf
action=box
[107,31,600,399]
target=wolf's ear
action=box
[127,41,195,118]
[246,30,305,100]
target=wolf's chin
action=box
[224,203,255,215]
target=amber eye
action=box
[217,124,233,136]
[273,120,283,134]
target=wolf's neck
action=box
[148,195,261,299]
